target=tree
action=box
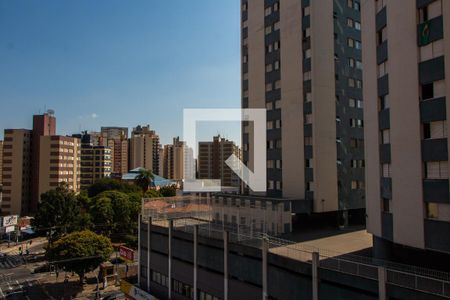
[87,178,141,198]
[46,230,113,284]
[89,197,114,235]
[160,185,177,197]
[90,191,134,236]
[134,169,154,193]
[34,183,81,239]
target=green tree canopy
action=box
[159,185,177,197]
[87,178,141,198]
[34,183,81,238]
[90,191,135,236]
[46,230,113,284]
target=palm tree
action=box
[135,169,154,193]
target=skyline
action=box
[0,0,241,145]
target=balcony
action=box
[423,179,449,203]
[420,96,447,122]
[421,138,448,162]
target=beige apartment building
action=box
[101,127,129,175]
[241,0,365,220]
[362,0,450,257]
[129,125,160,175]
[80,146,112,190]
[1,129,33,215]
[198,135,241,187]
[38,136,81,197]
[162,137,195,181]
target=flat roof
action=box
[270,230,372,262]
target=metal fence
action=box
[166,218,450,298]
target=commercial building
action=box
[101,127,129,175]
[76,132,112,190]
[362,0,450,258]
[198,135,240,188]
[1,129,32,215]
[30,111,56,212]
[38,135,81,196]
[130,125,161,175]
[241,0,365,220]
[137,211,450,300]
[162,137,195,181]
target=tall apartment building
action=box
[130,125,160,175]
[198,135,241,187]
[101,127,129,175]
[1,129,32,215]
[162,137,195,181]
[76,132,112,190]
[241,0,365,219]
[38,136,81,196]
[31,111,56,212]
[362,0,450,258]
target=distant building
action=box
[31,111,56,212]
[158,146,164,179]
[362,0,450,258]
[73,131,105,147]
[130,125,160,175]
[198,135,240,187]
[162,137,194,181]
[38,135,81,197]
[1,129,33,215]
[76,132,112,190]
[101,127,129,175]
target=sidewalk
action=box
[0,237,48,254]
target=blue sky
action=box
[0,0,241,145]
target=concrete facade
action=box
[162,137,194,181]
[362,0,450,255]
[38,135,81,197]
[1,129,32,215]
[79,145,112,190]
[30,112,56,213]
[101,127,129,175]
[130,125,161,176]
[242,0,365,216]
[138,219,449,300]
[198,136,240,188]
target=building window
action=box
[173,279,194,299]
[348,38,355,48]
[426,202,439,219]
[382,198,391,213]
[378,95,389,110]
[381,129,390,144]
[421,83,434,100]
[275,100,281,109]
[382,163,391,177]
[199,291,220,300]
[423,121,447,139]
[425,161,448,179]
[377,27,387,45]
[274,80,281,89]
[151,270,169,287]
[351,180,365,190]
